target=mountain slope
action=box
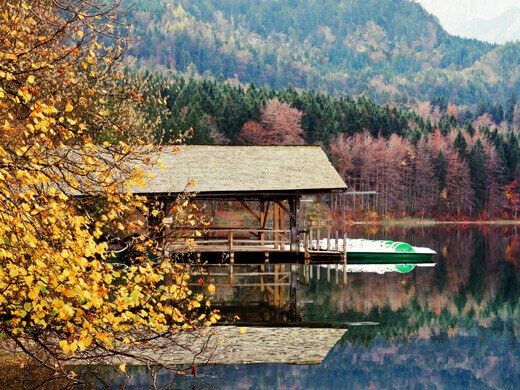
[126,0,518,105]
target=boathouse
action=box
[138,145,348,264]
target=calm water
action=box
[104,225,520,389]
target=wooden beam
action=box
[275,200,296,222]
[260,201,266,245]
[239,200,261,222]
[261,201,270,229]
[279,202,285,247]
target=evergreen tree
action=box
[506,92,517,126]
[454,130,468,158]
[490,103,504,124]
[468,139,487,216]
[464,120,475,137]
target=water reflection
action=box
[87,225,520,389]
[213,225,520,389]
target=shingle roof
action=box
[137,145,346,195]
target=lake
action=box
[98,224,520,389]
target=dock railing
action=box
[169,226,347,259]
[170,228,292,252]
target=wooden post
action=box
[228,230,234,252]
[316,229,320,251]
[342,232,347,284]
[289,265,300,318]
[273,202,279,250]
[228,255,234,285]
[260,200,266,246]
[326,264,330,282]
[280,264,285,308]
[335,230,339,251]
[279,202,285,249]
[274,264,279,308]
[294,197,300,251]
[289,198,297,251]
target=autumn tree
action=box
[504,179,520,218]
[0,0,217,385]
[482,139,504,217]
[237,98,304,145]
[410,137,436,217]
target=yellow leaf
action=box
[207,284,216,294]
[27,75,35,84]
[65,102,73,112]
[239,327,247,334]
[59,340,70,354]
[119,363,126,372]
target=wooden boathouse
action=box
[137,145,348,265]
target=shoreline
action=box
[346,219,520,227]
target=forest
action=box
[124,0,520,105]
[119,0,520,219]
[146,75,520,220]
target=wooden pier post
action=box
[342,232,347,284]
[260,200,266,246]
[274,264,279,308]
[289,265,300,318]
[274,202,279,250]
[228,253,234,285]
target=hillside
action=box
[123,0,520,105]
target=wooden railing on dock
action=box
[169,227,348,265]
[170,228,292,252]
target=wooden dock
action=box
[169,227,348,265]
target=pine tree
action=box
[506,93,517,126]
[468,139,487,216]
[454,130,468,158]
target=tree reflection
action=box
[303,225,520,342]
